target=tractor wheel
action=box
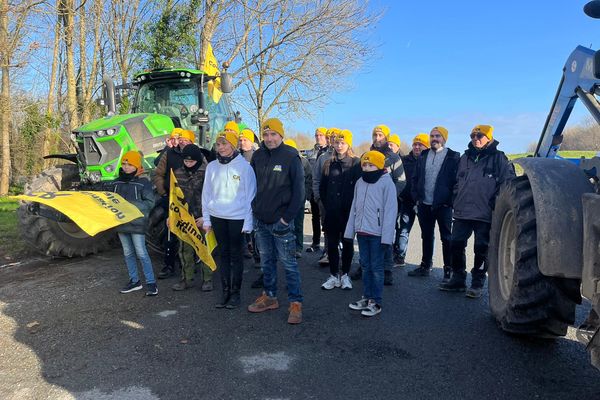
[488,175,579,338]
[17,164,114,257]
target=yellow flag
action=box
[12,191,143,236]
[201,42,223,104]
[168,170,218,271]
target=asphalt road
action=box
[1,215,599,400]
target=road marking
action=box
[239,352,294,374]
[120,320,144,329]
[156,310,177,318]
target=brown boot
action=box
[287,302,302,324]
[172,280,194,291]
[247,292,279,313]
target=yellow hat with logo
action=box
[413,133,430,149]
[284,139,298,149]
[361,150,385,170]
[170,127,195,142]
[240,128,255,143]
[316,127,327,135]
[335,129,353,147]
[262,118,284,138]
[388,134,401,148]
[373,125,391,138]
[217,131,239,148]
[431,126,448,141]
[471,124,494,141]
[224,121,240,134]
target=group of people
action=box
[104,117,514,325]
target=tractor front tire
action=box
[488,175,579,338]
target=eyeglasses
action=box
[470,133,485,140]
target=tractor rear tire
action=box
[488,175,579,338]
[17,164,114,258]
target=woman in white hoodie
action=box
[202,131,257,309]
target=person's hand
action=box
[166,218,170,226]
[195,217,204,227]
[203,225,211,233]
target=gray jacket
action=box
[312,147,333,201]
[453,140,515,223]
[344,172,398,245]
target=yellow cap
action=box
[373,125,391,138]
[335,129,353,147]
[361,150,385,170]
[326,127,341,138]
[431,126,448,141]
[413,133,430,149]
[388,134,401,148]
[262,118,284,137]
[121,150,143,171]
[316,127,327,135]
[284,139,298,149]
[240,128,255,143]
[170,127,195,142]
[224,121,240,134]
[471,124,494,141]
[217,131,239,149]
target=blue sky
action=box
[290,1,598,153]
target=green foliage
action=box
[134,0,200,70]
[15,102,47,176]
[0,197,25,260]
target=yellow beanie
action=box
[217,131,239,149]
[284,139,298,149]
[316,127,327,135]
[388,134,401,148]
[240,128,255,143]
[361,150,385,170]
[224,121,240,134]
[326,127,341,138]
[471,124,494,141]
[121,150,143,172]
[413,133,430,149]
[431,126,448,141]
[170,127,195,142]
[335,129,353,147]
[373,125,391,138]
[262,118,284,137]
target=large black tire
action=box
[488,175,580,338]
[17,165,114,258]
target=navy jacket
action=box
[411,148,460,208]
[251,142,305,224]
[453,140,515,223]
[103,174,155,234]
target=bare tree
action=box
[0,0,43,195]
[225,0,380,128]
[58,0,79,130]
[42,14,61,165]
[78,0,103,124]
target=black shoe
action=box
[384,270,393,286]
[120,280,143,294]
[216,289,230,308]
[158,266,175,279]
[145,283,158,296]
[439,275,467,292]
[350,267,362,281]
[394,254,406,267]
[226,291,241,309]
[442,266,452,283]
[251,274,264,289]
[407,265,430,277]
[306,245,320,253]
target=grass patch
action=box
[0,197,27,261]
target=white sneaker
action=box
[361,301,382,317]
[348,297,369,310]
[340,274,352,290]
[321,274,340,290]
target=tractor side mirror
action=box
[220,71,233,94]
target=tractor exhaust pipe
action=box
[102,75,117,116]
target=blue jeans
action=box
[255,219,303,303]
[118,233,156,284]
[395,202,416,259]
[357,235,387,305]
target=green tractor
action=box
[18,67,235,257]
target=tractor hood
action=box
[76,113,174,134]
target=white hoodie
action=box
[202,154,257,232]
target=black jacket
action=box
[400,151,418,205]
[152,146,185,196]
[411,148,460,208]
[251,142,305,224]
[453,140,515,223]
[103,174,155,234]
[371,143,406,197]
[319,155,361,229]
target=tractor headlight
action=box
[179,72,186,77]
[97,130,106,137]
[106,128,116,136]
[105,165,115,173]
[89,172,101,183]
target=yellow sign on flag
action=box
[201,42,223,104]
[12,191,144,236]
[168,170,218,271]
